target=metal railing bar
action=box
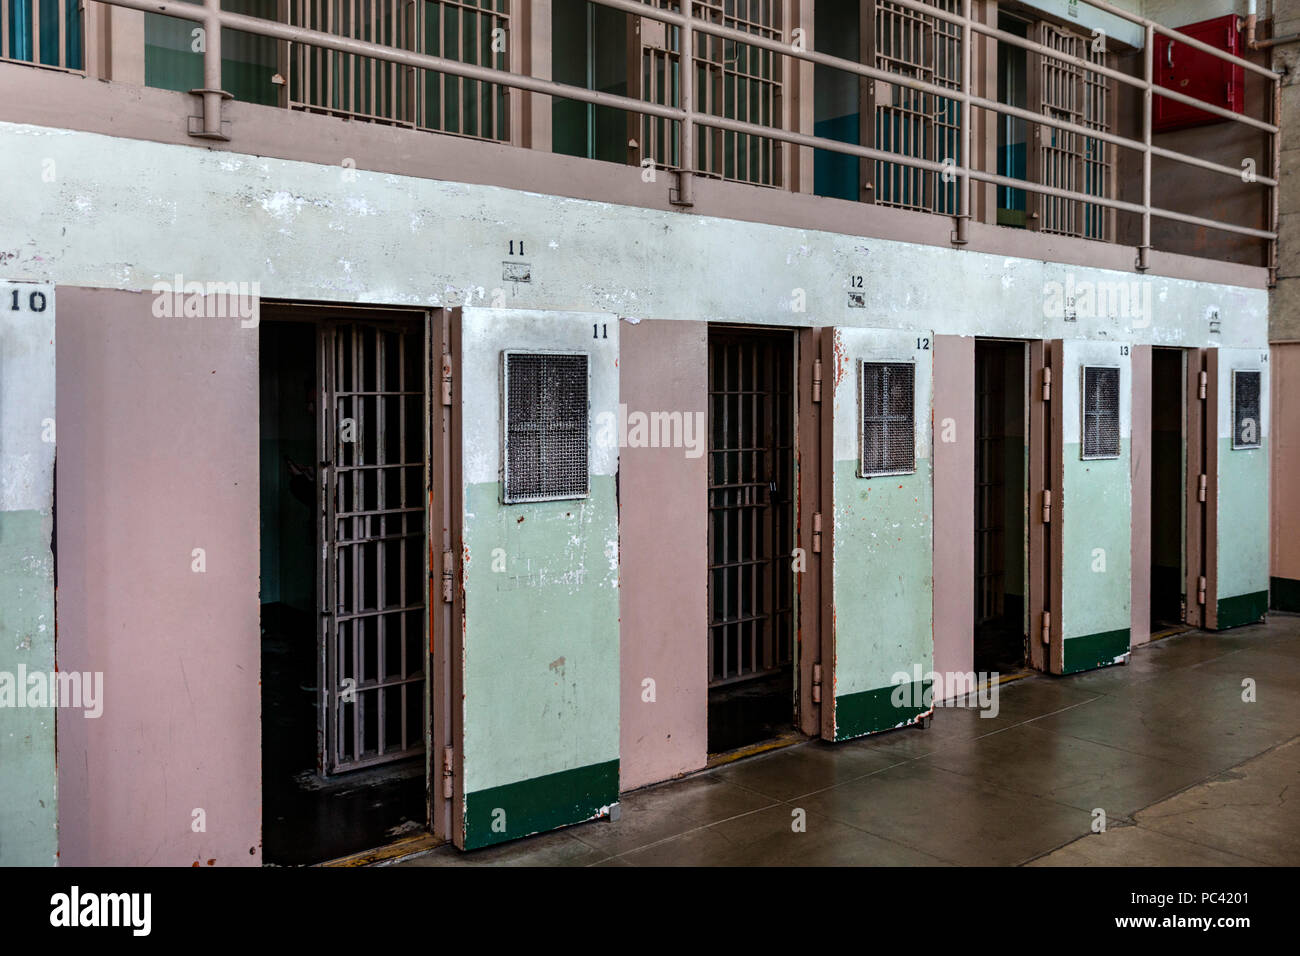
[80,0,1279,247]
[96,0,1276,178]
[1141,22,1153,266]
[1082,0,1276,78]
[973,16,1277,133]
[1150,204,1277,240]
[698,109,1278,237]
[100,0,688,123]
[971,93,1276,185]
[883,0,1276,82]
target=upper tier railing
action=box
[1,0,1281,277]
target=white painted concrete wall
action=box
[0,122,1268,353]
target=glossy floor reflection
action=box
[398,614,1300,866]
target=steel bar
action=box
[1140,23,1152,270]
[954,0,972,243]
[91,0,1279,244]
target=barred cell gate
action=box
[867,0,962,212]
[631,0,784,187]
[288,0,510,141]
[973,340,1030,672]
[1031,23,1113,239]
[319,319,428,773]
[707,329,795,752]
[974,347,1007,628]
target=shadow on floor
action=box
[261,603,427,866]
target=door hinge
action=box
[441,549,454,603]
[1041,611,1051,645]
[1041,488,1052,524]
[812,512,823,553]
[1042,366,1052,402]
[442,746,454,799]
[441,352,453,406]
[1198,473,1207,503]
[1198,576,1207,606]
[1199,369,1208,400]
[812,359,823,403]
[812,663,822,704]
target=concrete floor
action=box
[398,615,1300,866]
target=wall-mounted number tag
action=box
[8,288,48,312]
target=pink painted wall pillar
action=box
[932,335,974,681]
[618,318,708,791]
[55,286,261,866]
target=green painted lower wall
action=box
[1216,437,1269,628]
[1062,628,1131,674]
[463,758,619,850]
[1271,577,1300,612]
[0,508,57,865]
[460,476,620,841]
[1217,591,1268,629]
[1060,444,1131,664]
[830,458,933,739]
[835,680,932,740]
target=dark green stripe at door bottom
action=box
[1216,590,1268,630]
[1062,628,1130,675]
[1271,577,1300,613]
[463,758,619,850]
[834,680,931,741]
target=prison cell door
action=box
[444,307,621,850]
[1201,347,1270,629]
[319,319,429,774]
[706,329,796,753]
[818,327,934,741]
[1039,339,1132,674]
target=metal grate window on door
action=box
[1081,365,1121,459]
[860,361,916,477]
[1232,369,1262,449]
[503,352,590,503]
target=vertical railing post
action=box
[952,0,972,245]
[1271,70,1281,286]
[1137,21,1152,272]
[673,1,695,206]
[189,0,232,139]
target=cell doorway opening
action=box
[707,328,796,754]
[974,339,1030,673]
[259,313,429,866]
[1150,347,1187,628]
